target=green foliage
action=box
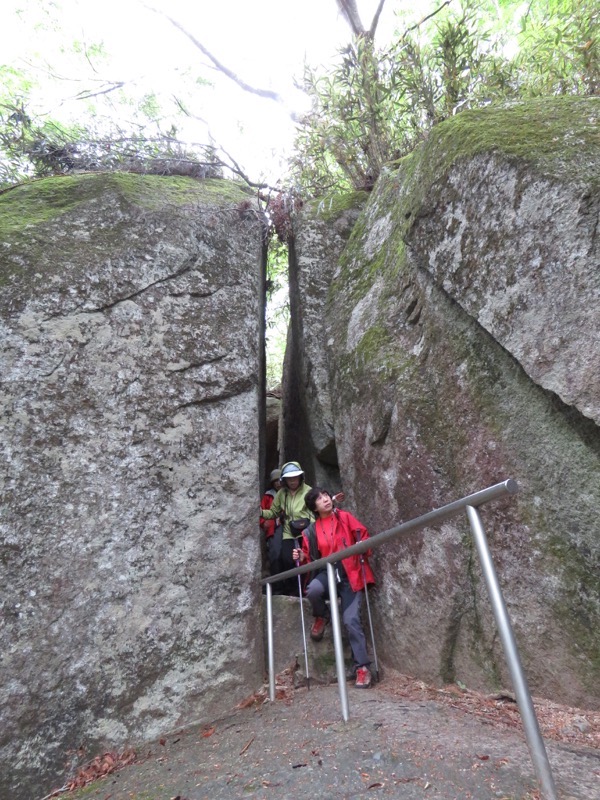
[290,0,599,195]
[0,99,224,189]
[0,3,231,190]
[265,238,289,390]
[266,238,289,303]
[139,93,162,121]
[515,0,599,96]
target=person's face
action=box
[285,476,301,491]
[273,479,281,491]
[314,492,333,516]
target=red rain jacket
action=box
[302,508,375,593]
[260,489,277,538]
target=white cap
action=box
[281,464,304,479]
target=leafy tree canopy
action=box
[0,0,295,190]
[291,0,599,195]
[1,0,597,194]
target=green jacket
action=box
[260,482,314,540]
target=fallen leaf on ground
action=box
[381,673,600,750]
[63,748,137,791]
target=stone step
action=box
[263,593,371,687]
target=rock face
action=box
[290,97,600,709]
[281,196,367,488]
[1,97,598,798]
[0,174,266,798]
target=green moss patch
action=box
[0,173,255,289]
[330,96,599,330]
[403,96,599,210]
[309,189,370,221]
[0,173,253,239]
[336,324,417,401]
[546,534,600,686]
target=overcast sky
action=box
[1,0,431,182]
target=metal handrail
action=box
[261,479,518,586]
[261,479,558,800]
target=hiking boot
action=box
[355,666,372,689]
[310,616,328,641]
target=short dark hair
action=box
[305,487,330,513]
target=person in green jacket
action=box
[260,460,345,594]
[260,461,313,595]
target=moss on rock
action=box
[0,173,252,235]
[403,96,600,206]
[0,173,256,289]
[319,95,600,705]
[308,190,370,222]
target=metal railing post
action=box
[466,505,557,800]
[266,581,275,702]
[327,562,349,722]
[261,479,558,794]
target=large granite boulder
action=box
[0,174,265,798]
[291,97,600,709]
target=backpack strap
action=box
[304,522,318,561]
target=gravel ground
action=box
[47,670,600,800]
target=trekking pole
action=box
[359,550,380,682]
[295,538,311,690]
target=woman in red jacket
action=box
[293,486,375,689]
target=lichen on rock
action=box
[292,96,600,710]
[0,173,265,799]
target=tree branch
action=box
[336,0,368,38]
[337,0,389,42]
[216,144,280,192]
[144,4,285,105]
[402,0,453,39]
[75,82,126,101]
[171,95,209,127]
[369,0,387,40]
